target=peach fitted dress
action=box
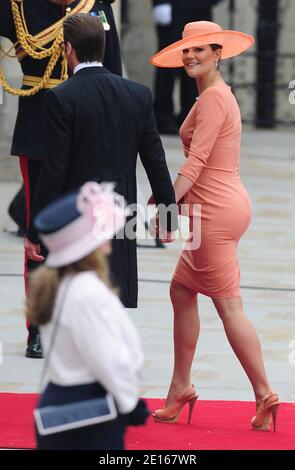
[173,83,252,298]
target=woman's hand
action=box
[149,213,175,243]
[149,213,159,238]
[159,230,175,243]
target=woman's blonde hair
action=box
[27,249,115,326]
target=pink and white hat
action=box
[34,181,128,268]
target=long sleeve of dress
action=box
[138,86,178,232]
[178,86,227,184]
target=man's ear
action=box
[65,41,73,55]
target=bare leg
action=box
[212,296,272,404]
[165,279,199,406]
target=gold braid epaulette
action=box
[0,0,95,97]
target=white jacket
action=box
[40,271,144,414]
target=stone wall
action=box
[122,1,258,86]
[122,0,258,118]
[121,0,156,88]
[1,0,295,182]
[0,38,22,182]
[122,0,295,126]
[275,0,295,123]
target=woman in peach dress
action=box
[150,21,279,431]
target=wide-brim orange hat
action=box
[150,21,254,68]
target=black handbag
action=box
[34,278,118,436]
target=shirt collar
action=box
[74,61,103,75]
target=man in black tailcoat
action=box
[25,14,178,316]
[0,0,122,357]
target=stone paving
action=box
[0,128,295,403]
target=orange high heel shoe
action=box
[251,391,280,432]
[153,385,198,424]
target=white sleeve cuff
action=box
[153,4,172,26]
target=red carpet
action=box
[0,394,294,450]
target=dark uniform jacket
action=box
[27,66,178,307]
[0,0,121,159]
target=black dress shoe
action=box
[25,334,43,359]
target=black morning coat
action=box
[0,0,122,159]
[27,67,178,307]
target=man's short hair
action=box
[63,13,105,63]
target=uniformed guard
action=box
[0,0,122,358]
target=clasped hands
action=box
[148,195,175,244]
[24,194,176,257]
